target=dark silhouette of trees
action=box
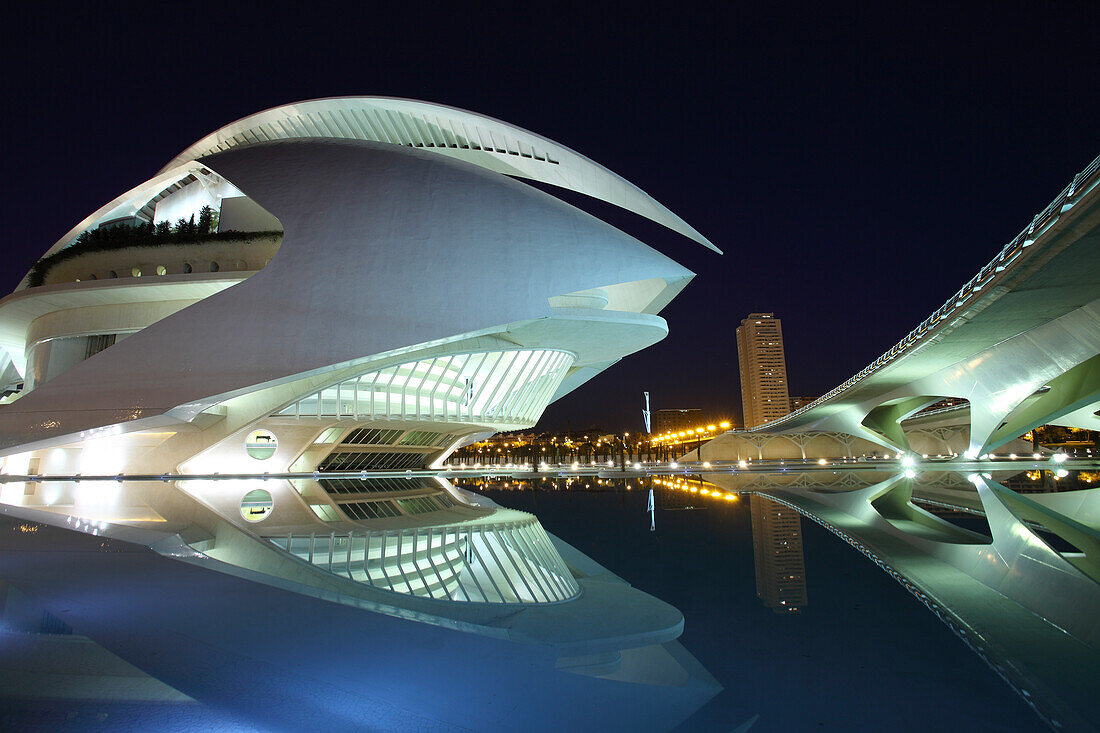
[26,214,280,287]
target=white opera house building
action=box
[0,98,719,728]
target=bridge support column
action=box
[859,397,943,452]
[908,298,1100,458]
[786,433,817,459]
[739,434,771,461]
[981,352,1100,454]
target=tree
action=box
[175,214,198,236]
[197,205,214,234]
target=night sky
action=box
[3,3,1098,432]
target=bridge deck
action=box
[761,154,1100,437]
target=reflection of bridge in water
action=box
[450,459,1099,728]
[3,460,1097,727]
[708,470,1099,732]
[686,155,1100,729]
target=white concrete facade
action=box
[0,100,720,726]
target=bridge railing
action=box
[756,153,1100,432]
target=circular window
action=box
[245,429,278,460]
[240,489,273,522]
[131,267,142,277]
[182,263,193,274]
[210,261,220,272]
[108,270,117,278]
[89,274,97,280]
[156,265,167,276]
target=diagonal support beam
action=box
[982,352,1100,454]
[860,397,944,452]
[979,476,1100,584]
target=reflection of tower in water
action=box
[750,495,808,613]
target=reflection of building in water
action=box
[750,495,807,613]
[788,395,817,411]
[0,98,721,727]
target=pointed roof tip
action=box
[695,235,722,255]
[161,96,720,255]
[677,222,720,253]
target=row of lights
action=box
[471,424,739,451]
[652,477,738,501]
[453,451,1073,471]
[470,433,630,449]
[650,422,732,445]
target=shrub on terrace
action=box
[26,209,280,287]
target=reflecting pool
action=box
[459,467,1100,732]
[0,467,1097,731]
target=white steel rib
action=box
[158,97,719,253]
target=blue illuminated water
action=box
[0,478,1067,731]
[477,484,1040,732]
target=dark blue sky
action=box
[3,2,1098,430]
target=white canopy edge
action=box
[158,96,719,253]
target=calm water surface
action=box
[0,473,1082,731]
[473,481,1042,732]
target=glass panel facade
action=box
[319,477,440,495]
[320,476,457,517]
[396,494,454,514]
[277,349,574,427]
[26,333,123,392]
[339,500,402,519]
[341,428,404,445]
[313,427,344,444]
[268,515,579,604]
[398,430,446,446]
[309,503,340,521]
[318,451,430,472]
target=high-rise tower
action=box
[736,313,791,428]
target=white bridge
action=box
[692,155,1100,732]
[715,154,1100,460]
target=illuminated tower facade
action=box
[736,313,790,428]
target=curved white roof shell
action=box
[159,97,720,253]
[0,139,693,450]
